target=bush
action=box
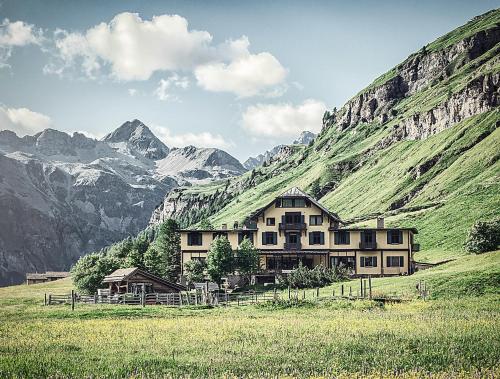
[278,263,348,289]
[464,219,500,254]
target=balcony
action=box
[284,242,302,250]
[412,243,420,252]
[359,241,377,250]
[279,222,307,230]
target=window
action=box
[212,232,228,240]
[287,233,299,244]
[387,230,403,244]
[238,231,254,244]
[191,256,206,263]
[386,256,404,267]
[266,217,275,226]
[283,212,303,224]
[262,232,277,245]
[360,256,378,267]
[309,215,323,226]
[281,198,306,208]
[187,232,202,246]
[331,256,355,270]
[362,231,376,243]
[334,231,350,245]
[309,231,325,245]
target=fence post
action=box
[273,288,277,302]
[349,286,352,297]
[341,284,344,297]
[360,278,363,298]
[363,280,367,298]
[141,291,146,308]
[368,276,372,300]
[48,294,52,306]
[316,287,319,299]
[288,286,291,300]
[71,290,75,311]
[333,289,335,297]
[44,293,47,306]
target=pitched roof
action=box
[26,273,47,280]
[250,187,343,223]
[102,267,187,291]
[44,271,70,278]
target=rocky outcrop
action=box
[324,23,500,135]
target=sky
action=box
[0,0,497,161]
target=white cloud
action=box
[0,106,53,136]
[0,19,43,67]
[128,88,137,96]
[151,124,232,149]
[241,99,326,138]
[48,13,287,97]
[195,51,287,98]
[154,74,190,101]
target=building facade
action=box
[179,187,418,277]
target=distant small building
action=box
[102,267,186,295]
[26,271,69,285]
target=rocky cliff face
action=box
[324,20,500,138]
[0,120,244,285]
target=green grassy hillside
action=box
[162,10,500,263]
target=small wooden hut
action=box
[102,267,186,295]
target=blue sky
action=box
[0,0,497,160]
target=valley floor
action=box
[0,251,499,379]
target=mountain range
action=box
[243,131,316,170]
[0,119,246,285]
[150,10,500,263]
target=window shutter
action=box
[399,231,403,244]
[320,232,325,245]
[199,233,203,245]
[238,233,242,245]
[400,256,404,267]
[273,232,277,245]
[386,256,391,267]
[188,233,192,246]
[262,232,266,245]
[387,231,392,244]
[301,215,305,224]
[334,232,339,245]
[346,232,350,244]
[373,257,378,267]
[281,215,285,224]
[309,233,313,245]
[249,233,254,244]
[360,257,365,267]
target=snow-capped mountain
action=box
[0,120,245,286]
[243,131,316,170]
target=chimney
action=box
[377,217,385,229]
[233,221,239,230]
[221,223,227,230]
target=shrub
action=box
[464,219,500,253]
[278,263,348,289]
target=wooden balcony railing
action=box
[279,222,307,230]
[359,241,377,250]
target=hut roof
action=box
[102,267,187,291]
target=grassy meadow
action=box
[1,251,499,378]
